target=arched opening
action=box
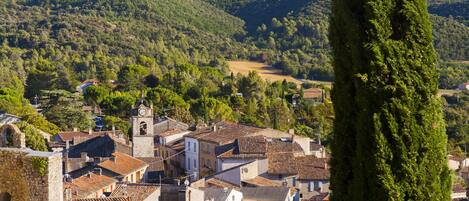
[0,192,12,201]
[139,122,148,135]
[4,127,14,147]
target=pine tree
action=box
[329,0,451,200]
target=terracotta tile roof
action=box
[65,173,117,199]
[267,139,304,154]
[98,152,148,176]
[267,152,297,175]
[137,157,164,172]
[243,176,281,187]
[296,156,329,180]
[57,130,124,143]
[73,197,131,201]
[110,183,159,201]
[188,122,263,145]
[206,178,240,189]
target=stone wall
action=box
[0,148,63,201]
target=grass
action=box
[227,61,332,87]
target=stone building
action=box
[131,101,155,157]
[0,124,63,201]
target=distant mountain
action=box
[429,1,469,26]
[0,0,248,61]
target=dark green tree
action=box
[329,0,451,200]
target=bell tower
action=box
[131,99,154,157]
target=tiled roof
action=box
[267,152,297,175]
[267,139,304,154]
[241,187,290,201]
[73,197,131,201]
[243,176,281,187]
[238,136,267,154]
[110,183,159,201]
[65,173,117,199]
[306,193,329,201]
[188,122,263,145]
[296,156,329,180]
[206,178,240,189]
[57,130,124,143]
[67,135,131,158]
[98,152,148,176]
[165,138,185,152]
[137,157,164,172]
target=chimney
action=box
[288,129,295,135]
[87,173,92,178]
[73,128,78,132]
[88,128,93,135]
[112,125,116,134]
[65,140,70,150]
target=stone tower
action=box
[131,99,155,157]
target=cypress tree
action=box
[329,0,451,200]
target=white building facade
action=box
[185,136,199,180]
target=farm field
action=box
[227,61,332,87]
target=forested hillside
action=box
[205,0,469,82]
[429,1,469,26]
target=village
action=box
[0,89,468,201]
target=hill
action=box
[205,0,469,82]
[0,0,254,98]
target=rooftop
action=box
[57,130,124,143]
[206,178,240,189]
[204,187,234,201]
[241,186,291,201]
[65,173,117,199]
[187,122,263,145]
[110,183,160,201]
[67,134,131,158]
[243,176,281,187]
[98,152,148,176]
[154,117,189,135]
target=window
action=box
[139,122,148,135]
[292,177,296,187]
[232,195,235,201]
[194,159,197,169]
[206,159,211,168]
[193,142,196,152]
[187,158,191,170]
[187,142,191,151]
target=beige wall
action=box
[199,141,218,177]
[185,187,205,201]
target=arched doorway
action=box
[0,192,11,201]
